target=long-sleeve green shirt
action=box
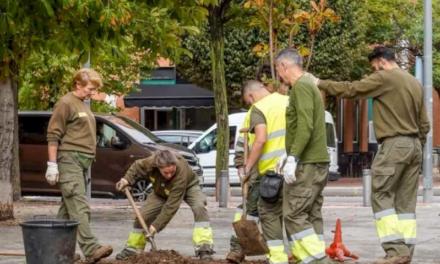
[286,74,329,163]
[47,92,96,155]
[123,155,199,231]
[318,68,430,144]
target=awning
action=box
[124,84,214,108]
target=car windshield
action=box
[105,115,165,144]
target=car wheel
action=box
[131,180,152,202]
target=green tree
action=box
[0,0,210,220]
[178,27,264,108]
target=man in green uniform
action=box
[46,68,113,264]
[115,150,214,260]
[317,46,430,264]
[275,48,332,264]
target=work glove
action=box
[115,178,129,191]
[281,156,298,184]
[237,167,245,179]
[147,225,157,238]
[45,162,59,186]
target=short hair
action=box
[275,48,303,68]
[73,68,103,89]
[154,150,178,167]
[242,80,265,95]
[368,46,396,62]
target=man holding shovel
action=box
[115,150,215,260]
[227,80,289,264]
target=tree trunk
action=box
[268,0,275,79]
[208,7,230,201]
[305,35,316,71]
[12,78,21,201]
[0,78,15,220]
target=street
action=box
[0,195,439,264]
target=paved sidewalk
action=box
[1,195,439,264]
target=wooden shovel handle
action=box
[240,128,250,218]
[124,188,157,251]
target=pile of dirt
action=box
[96,250,266,264]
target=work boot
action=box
[373,256,411,264]
[115,247,142,260]
[85,245,113,264]
[226,250,245,263]
[197,244,214,261]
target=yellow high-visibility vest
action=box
[241,93,288,175]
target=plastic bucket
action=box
[20,219,79,264]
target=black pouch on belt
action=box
[259,170,283,203]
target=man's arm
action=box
[123,158,152,185]
[151,166,188,231]
[47,101,70,161]
[288,82,313,158]
[318,72,386,99]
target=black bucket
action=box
[20,219,79,264]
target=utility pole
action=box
[423,0,433,203]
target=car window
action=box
[105,116,157,144]
[96,122,118,148]
[326,123,336,148]
[194,126,237,153]
[159,135,182,144]
[115,115,165,143]
[19,116,49,145]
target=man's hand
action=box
[115,178,129,191]
[237,167,245,179]
[147,225,157,237]
[45,162,59,186]
[282,156,298,184]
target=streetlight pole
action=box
[422,0,433,203]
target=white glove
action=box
[147,225,157,238]
[282,156,298,184]
[116,178,129,191]
[45,162,59,186]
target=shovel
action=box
[124,188,157,251]
[232,127,269,256]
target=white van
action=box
[189,111,339,186]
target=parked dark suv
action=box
[18,111,203,201]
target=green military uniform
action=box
[47,92,101,257]
[319,68,430,259]
[284,74,330,264]
[121,155,214,256]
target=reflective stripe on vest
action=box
[193,221,214,246]
[290,228,326,263]
[398,213,416,244]
[126,228,146,250]
[253,93,288,174]
[266,240,289,264]
[374,209,403,243]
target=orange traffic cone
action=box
[325,218,359,261]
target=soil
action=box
[94,250,266,264]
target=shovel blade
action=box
[233,219,269,256]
